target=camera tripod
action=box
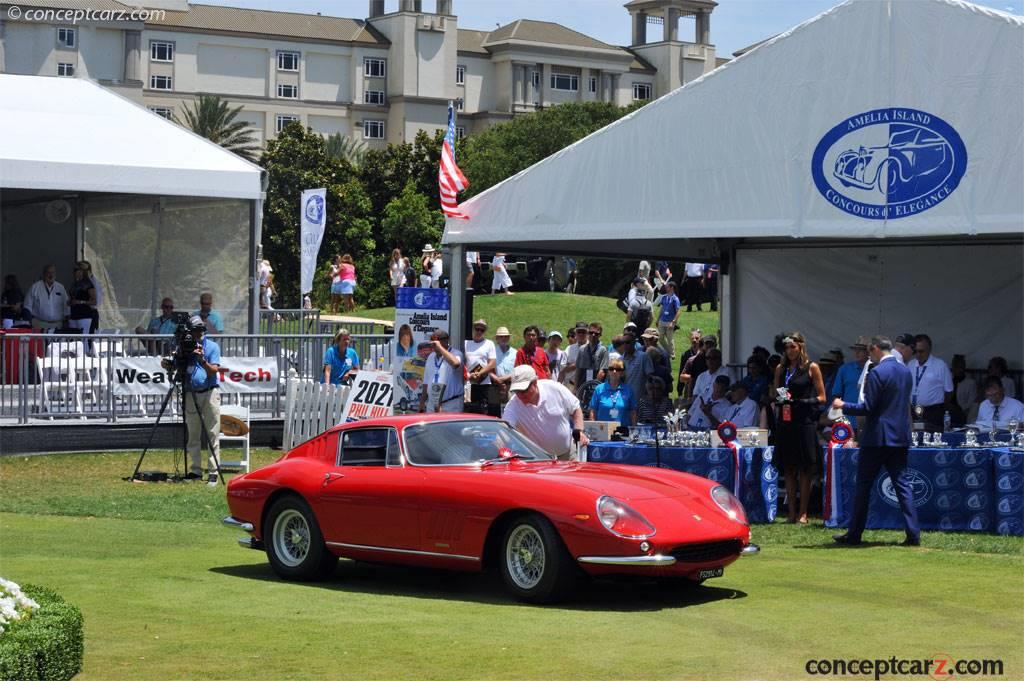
[129,364,223,485]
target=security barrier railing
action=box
[0,331,392,424]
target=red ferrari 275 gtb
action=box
[223,414,758,603]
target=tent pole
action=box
[448,242,465,366]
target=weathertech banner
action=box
[111,357,278,395]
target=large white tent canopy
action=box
[0,74,263,199]
[443,0,1023,368]
[445,0,1023,253]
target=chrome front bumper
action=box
[577,554,677,566]
[222,515,254,532]
[741,543,760,556]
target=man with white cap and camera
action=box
[502,365,589,460]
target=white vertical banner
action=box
[300,188,327,295]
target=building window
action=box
[363,120,385,139]
[277,51,300,72]
[150,41,174,62]
[277,84,298,99]
[150,75,173,91]
[56,27,76,48]
[276,114,299,133]
[550,73,578,92]
[633,82,652,101]
[57,63,75,77]
[455,126,465,140]
[364,90,385,105]
[364,57,386,78]
[456,65,465,85]
[589,76,597,93]
[149,106,173,120]
[456,98,463,111]
[532,71,540,88]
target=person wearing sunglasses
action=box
[574,322,608,388]
[588,358,637,427]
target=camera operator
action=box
[162,315,221,485]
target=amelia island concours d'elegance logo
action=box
[811,107,967,220]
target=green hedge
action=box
[0,585,84,681]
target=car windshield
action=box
[403,420,553,466]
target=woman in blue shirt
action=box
[588,359,637,427]
[323,329,360,385]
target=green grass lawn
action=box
[352,291,721,348]
[1,452,1022,681]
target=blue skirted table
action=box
[585,442,779,524]
[822,446,1024,536]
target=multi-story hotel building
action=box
[0,0,722,147]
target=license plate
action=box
[698,567,724,580]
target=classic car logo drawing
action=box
[812,108,967,220]
[222,415,759,603]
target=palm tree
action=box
[175,95,260,162]
[325,132,367,167]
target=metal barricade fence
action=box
[0,331,392,425]
[259,309,321,336]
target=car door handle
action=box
[322,472,345,488]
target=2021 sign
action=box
[342,370,394,421]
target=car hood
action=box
[499,461,700,501]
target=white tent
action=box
[0,74,265,332]
[443,0,1023,368]
[0,74,263,199]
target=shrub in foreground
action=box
[0,583,83,681]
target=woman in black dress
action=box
[772,332,826,524]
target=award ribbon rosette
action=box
[824,420,854,525]
[716,421,742,497]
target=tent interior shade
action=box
[443,0,1023,247]
[0,74,263,200]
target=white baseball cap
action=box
[509,365,538,392]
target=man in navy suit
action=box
[832,336,920,546]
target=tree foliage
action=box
[325,133,367,167]
[176,95,260,161]
[259,123,376,308]
[258,102,647,309]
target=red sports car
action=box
[223,414,759,603]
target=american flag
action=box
[439,102,469,219]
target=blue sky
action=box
[201,0,1021,58]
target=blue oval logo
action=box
[812,108,967,220]
[304,194,324,225]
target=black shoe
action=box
[832,533,862,546]
[901,536,921,547]
[206,474,219,487]
[184,472,202,481]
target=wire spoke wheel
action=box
[506,524,547,590]
[273,508,311,568]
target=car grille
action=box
[670,540,742,563]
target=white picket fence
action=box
[282,368,350,450]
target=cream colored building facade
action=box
[0,0,721,148]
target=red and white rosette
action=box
[824,420,854,523]
[717,421,742,497]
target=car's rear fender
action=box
[257,487,310,541]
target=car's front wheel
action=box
[500,514,575,603]
[265,495,337,581]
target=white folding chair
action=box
[218,402,251,472]
[36,357,84,417]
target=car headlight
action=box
[710,486,748,525]
[596,495,656,539]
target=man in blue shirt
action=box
[832,336,870,428]
[832,336,919,547]
[194,292,225,334]
[655,281,682,359]
[322,328,360,385]
[162,316,222,485]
